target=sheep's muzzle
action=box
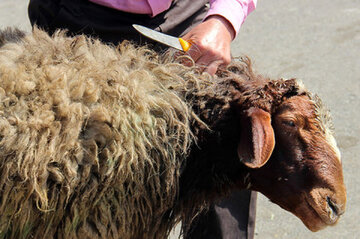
[300,186,346,231]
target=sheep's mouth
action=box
[291,199,327,232]
[281,191,342,232]
[269,195,328,232]
[300,195,341,231]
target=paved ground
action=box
[1,1,359,238]
[233,1,360,238]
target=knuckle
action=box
[192,40,207,51]
[223,56,231,65]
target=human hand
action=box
[182,15,235,75]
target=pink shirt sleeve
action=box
[205,0,257,37]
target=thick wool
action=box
[0,28,214,239]
[0,28,333,239]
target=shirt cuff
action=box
[205,0,257,37]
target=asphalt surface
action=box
[1,1,359,238]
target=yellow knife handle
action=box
[179,38,191,52]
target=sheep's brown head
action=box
[236,79,346,232]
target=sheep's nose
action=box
[326,196,344,223]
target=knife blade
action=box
[133,24,191,52]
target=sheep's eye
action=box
[283,120,296,127]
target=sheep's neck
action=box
[179,84,250,207]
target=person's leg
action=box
[185,190,257,239]
[247,191,257,239]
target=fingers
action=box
[186,44,202,62]
[195,54,225,75]
[205,60,223,75]
[188,45,231,75]
[178,43,202,67]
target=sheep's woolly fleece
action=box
[0,28,334,239]
[0,28,213,239]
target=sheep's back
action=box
[0,28,204,239]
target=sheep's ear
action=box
[237,107,275,168]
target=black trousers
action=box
[28,1,257,238]
[186,191,257,239]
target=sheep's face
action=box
[246,95,346,231]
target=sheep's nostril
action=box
[326,197,338,215]
[326,196,343,222]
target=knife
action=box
[133,24,191,52]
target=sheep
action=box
[0,28,346,239]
